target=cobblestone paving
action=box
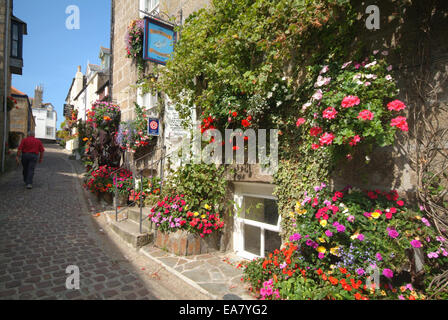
[0,144,192,300]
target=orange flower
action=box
[316,268,323,275]
[322,274,327,281]
[329,277,338,285]
[354,292,362,300]
[339,267,347,274]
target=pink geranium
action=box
[387,228,399,239]
[341,95,360,108]
[310,127,323,137]
[410,239,422,248]
[349,135,361,146]
[296,118,306,127]
[383,269,394,279]
[322,107,338,119]
[390,116,409,131]
[357,110,374,121]
[319,132,335,145]
[387,100,406,111]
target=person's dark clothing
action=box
[21,152,38,185]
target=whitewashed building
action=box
[32,101,57,141]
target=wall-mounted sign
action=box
[143,17,176,65]
[63,104,73,117]
[148,118,160,136]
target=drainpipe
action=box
[2,0,11,173]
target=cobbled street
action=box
[0,144,210,300]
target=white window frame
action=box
[139,0,160,18]
[233,192,282,260]
[137,87,158,114]
[46,126,54,137]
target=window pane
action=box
[244,196,278,225]
[265,230,282,255]
[12,41,18,57]
[244,224,260,256]
[12,24,19,40]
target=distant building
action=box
[31,86,57,141]
[9,86,35,147]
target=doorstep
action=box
[140,245,256,300]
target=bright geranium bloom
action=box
[241,119,251,127]
[341,95,360,108]
[410,239,422,248]
[387,99,407,111]
[322,107,338,119]
[296,118,306,127]
[382,268,394,279]
[349,135,361,146]
[390,116,409,131]
[310,127,323,137]
[357,109,374,121]
[319,132,335,145]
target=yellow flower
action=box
[317,246,326,254]
[350,232,360,240]
[193,212,199,217]
[320,220,328,227]
[415,216,421,220]
[201,214,206,219]
[288,211,295,218]
[400,286,406,292]
[297,209,307,215]
[330,264,336,269]
[330,247,340,256]
[204,204,211,210]
[318,237,326,243]
[371,211,381,219]
[380,290,386,296]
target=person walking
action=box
[16,131,45,189]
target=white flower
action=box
[341,61,352,69]
[276,101,282,107]
[387,65,393,71]
[267,92,273,99]
[353,74,362,80]
[302,101,312,110]
[364,61,377,68]
[356,80,364,85]
[314,75,331,87]
[319,65,329,74]
[312,89,323,101]
[385,75,393,81]
[365,74,377,79]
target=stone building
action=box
[0,0,27,172]
[9,86,35,147]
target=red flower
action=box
[396,200,404,206]
[390,116,408,131]
[322,107,338,119]
[387,100,406,112]
[296,118,306,127]
[232,111,238,117]
[310,127,323,137]
[349,135,361,146]
[241,119,251,127]
[357,109,374,121]
[319,132,335,145]
[341,95,360,108]
[311,143,320,150]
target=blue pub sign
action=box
[148,118,160,136]
[143,16,176,65]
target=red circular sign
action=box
[149,120,158,130]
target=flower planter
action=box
[154,229,220,256]
[102,192,113,205]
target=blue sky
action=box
[12,0,111,129]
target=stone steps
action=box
[104,210,153,249]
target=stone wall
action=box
[332,0,448,198]
[0,0,12,169]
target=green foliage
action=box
[163,163,231,216]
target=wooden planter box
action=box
[154,229,221,256]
